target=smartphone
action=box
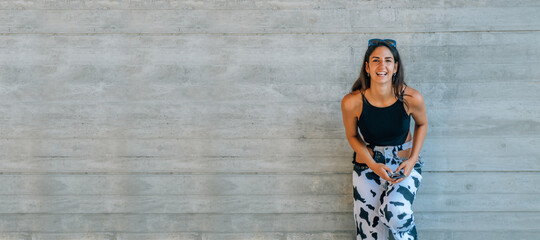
[391,174,406,180]
[390,169,406,179]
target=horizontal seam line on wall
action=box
[0,170,539,175]
[3,135,540,139]
[1,193,538,196]
[1,29,540,35]
[0,193,530,196]
[0,211,537,214]
[5,7,536,10]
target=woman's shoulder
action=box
[341,90,364,113]
[402,86,425,108]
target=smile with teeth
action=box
[376,72,387,77]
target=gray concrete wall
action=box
[0,0,539,239]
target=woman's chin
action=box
[372,77,390,84]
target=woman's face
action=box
[365,46,398,85]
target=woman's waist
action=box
[368,140,413,157]
[352,140,421,166]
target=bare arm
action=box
[341,93,376,166]
[407,89,428,161]
[393,88,428,183]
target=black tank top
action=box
[357,88,410,146]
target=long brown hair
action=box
[351,41,409,108]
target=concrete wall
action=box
[1,0,539,239]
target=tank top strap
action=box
[399,85,407,101]
[360,90,367,102]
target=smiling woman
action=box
[341,39,428,240]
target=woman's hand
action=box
[358,149,399,183]
[368,162,397,183]
[393,157,418,184]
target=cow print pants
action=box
[352,141,424,240]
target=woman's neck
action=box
[367,83,395,102]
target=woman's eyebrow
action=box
[370,56,394,59]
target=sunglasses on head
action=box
[368,39,397,47]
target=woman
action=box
[341,39,428,240]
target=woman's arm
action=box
[394,88,428,183]
[407,89,428,161]
[342,94,396,183]
[341,93,375,166]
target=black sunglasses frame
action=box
[368,39,397,47]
